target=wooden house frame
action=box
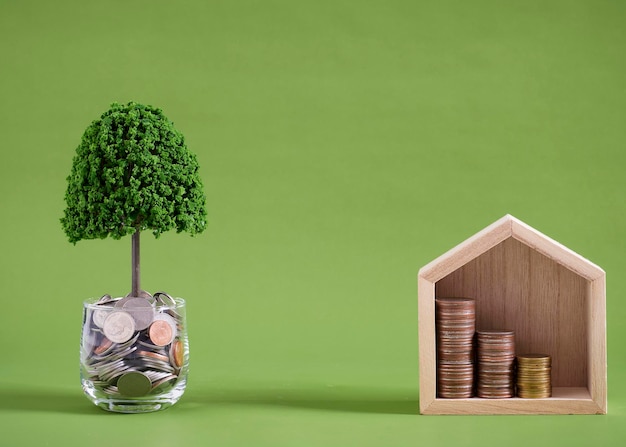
[418,215,607,414]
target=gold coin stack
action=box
[516,354,552,398]
[435,297,475,398]
[476,330,516,398]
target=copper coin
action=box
[436,297,476,398]
[435,297,475,305]
[439,374,473,382]
[94,337,113,355]
[152,313,178,339]
[437,363,474,374]
[171,339,184,367]
[477,329,514,336]
[476,329,515,397]
[438,390,473,398]
[149,320,174,346]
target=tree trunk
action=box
[132,230,140,296]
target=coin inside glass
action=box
[122,297,155,331]
[171,339,184,368]
[154,291,176,307]
[103,311,136,343]
[117,371,152,397]
[92,308,111,328]
[149,320,174,346]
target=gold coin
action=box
[517,354,551,364]
[516,353,552,398]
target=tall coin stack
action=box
[476,330,516,398]
[435,297,476,398]
[516,354,552,398]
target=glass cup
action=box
[80,293,189,413]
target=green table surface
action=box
[1,1,625,445]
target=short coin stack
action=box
[435,297,476,398]
[476,330,516,398]
[516,354,552,398]
[81,292,185,398]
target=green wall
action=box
[1,1,624,445]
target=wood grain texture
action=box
[417,277,436,412]
[589,276,607,413]
[436,238,587,387]
[419,215,512,282]
[422,388,602,415]
[418,215,607,415]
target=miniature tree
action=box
[61,101,207,296]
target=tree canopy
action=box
[61,102,207,243]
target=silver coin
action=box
[143,370,172,382]
[92,308,111,328]
[122,297,155,331]
[102,366,132,383]
[140,358,175,373]
[137,290,153,299]
[113,332,140,350]
[94,346,137,365]
[95,358,124,372]
[154,292,175,307]
[115,295,135,308]
[90,342,117,360]
[137,339,166,351]
[97,360,126,380]
[96,294,114,304]
[103,311,136,343]
[102,385,119,396]
[151,374,177,390]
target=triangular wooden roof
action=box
[418,214,604,283]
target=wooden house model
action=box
[418,214,607,415]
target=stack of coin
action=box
[476,330,516,398]
[435,297,476,398]
[81,292,186,398]
[516,354,551,398]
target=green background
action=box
[1,0,625,445]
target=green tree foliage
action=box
[61,102,207,243]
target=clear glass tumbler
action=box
[80,292,189,413]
